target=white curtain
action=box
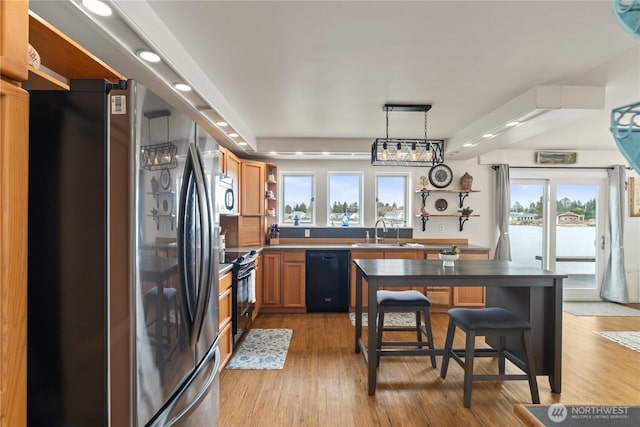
[494,164,511,260]
[600,165,629,303]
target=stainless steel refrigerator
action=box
[28,79,221,426]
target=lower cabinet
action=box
[350,249,489,311]
[260,250,306,313]
[349,250,384,309]
[218,271,233,370]
[426,251,487,307]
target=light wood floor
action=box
[219,309,640,426]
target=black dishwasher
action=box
[305,250,350,312]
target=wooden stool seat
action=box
[376,290,437,368]
[440,307,540,408]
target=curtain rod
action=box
[491,165,632,170]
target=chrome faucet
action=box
[374,219,387,244]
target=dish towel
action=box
[248,269,256,303]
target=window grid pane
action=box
[282,174,314,224]
[328,173,362,226]
[376,175,407,227]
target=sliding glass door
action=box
[510,170,607,300]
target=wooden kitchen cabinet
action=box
[0,0,29,82]
[261,251,282,307]
[0,77,29,427]
[260,250,305,312]
[252,253,262,320]
[350,250,384,309]
[425,251,488,307]
[220,215,262,247]
[218,271,233,370]
[240,159,265,216]
[382,250,424,291]
[282,251,305,308]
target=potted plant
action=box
[439,245,460,267]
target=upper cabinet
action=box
[0,0,29,82]
[240,160,265,216]
[23,11,124,91]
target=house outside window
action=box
[375,173,409,227]
[327,172,363,226]
[281,172,315,225]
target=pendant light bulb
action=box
[381,141,389,160]
[410,142,418,161]
[395,142,403,160]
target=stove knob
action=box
[249,250,257,256]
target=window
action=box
[375,174,408,226]
[281,173,315,225]
[327,172,363,226]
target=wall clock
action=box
[428,164,453,188]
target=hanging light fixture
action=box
[371,104,444,166]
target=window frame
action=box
[374,172,411,227]
[280,171,316,226]
[326,171,364,226]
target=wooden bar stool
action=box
[376,290,437,368]
[439,307,540,408]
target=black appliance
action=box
[231,250,258,346]
[305,250,350,312]
[27,79,221,426]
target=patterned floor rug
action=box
[226,328,293,370]
[594,331,640,352]
[348,312,424,327]
[563,302,640,317]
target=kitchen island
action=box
[352,259,566,395]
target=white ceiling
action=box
[30,0,639,161]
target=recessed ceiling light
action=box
[506,121,521,127]
[137,50,161,63]
[322,151,329,155]
[228,132,239,138]
[238,141,248,146]
[269,151,277,155]
[215,121,228,127]
[295,151,303,156]
[82,0,112,16]
[482,133,495,138]
[173,83,191,92]
[463,143,474,147]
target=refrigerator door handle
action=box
[149,335,221,427]
[190,145,214,342]
[178,144,212,346]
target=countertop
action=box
[217,243,491,276]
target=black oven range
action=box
[229,250,258,347]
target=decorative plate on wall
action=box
[435,198,448,211]
[428,164,453,188]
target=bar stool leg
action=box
[440,319,456,378]
[422,307,437,368]
[522,330,540,404]
[498,335,506,375]
[376,308,385,367]
[463,330,476,408]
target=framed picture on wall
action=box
[630,177,640,217]
[536,151,577,165]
